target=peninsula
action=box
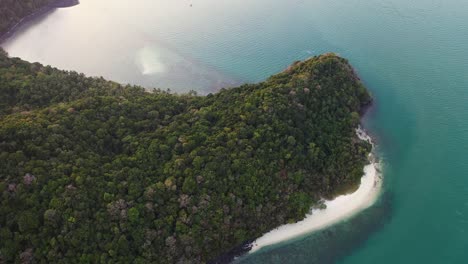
[0,2,375,263]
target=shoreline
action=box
[247,126,382,254]
[0,0,79,43]
[209,126,383,263]
[0,4,381,260]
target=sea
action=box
[3,0,468,263]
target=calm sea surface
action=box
[3,0,468,263]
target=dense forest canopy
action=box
[0,0,57,37]
[0,49,372,263]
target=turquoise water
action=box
[3,0,468,263]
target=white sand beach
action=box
[249,128,382,253]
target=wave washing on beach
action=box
[249,127,382,253]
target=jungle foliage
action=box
[0,50,372,263]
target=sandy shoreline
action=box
[249,127,382,253]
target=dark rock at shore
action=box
[208,240,254,264]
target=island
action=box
[0,3,374,264]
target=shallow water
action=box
[3,0,468,263]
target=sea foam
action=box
[249,127,382,253]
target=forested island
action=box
[0,50,372,263]
[0,2,372,263]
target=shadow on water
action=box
[235,191,394,264]
[357,59,418,165]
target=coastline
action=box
[209,126,383,263]
[247,126,382,254]
[0,0,79,43]
[0,4,381,260]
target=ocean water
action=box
[3,0,468,263]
